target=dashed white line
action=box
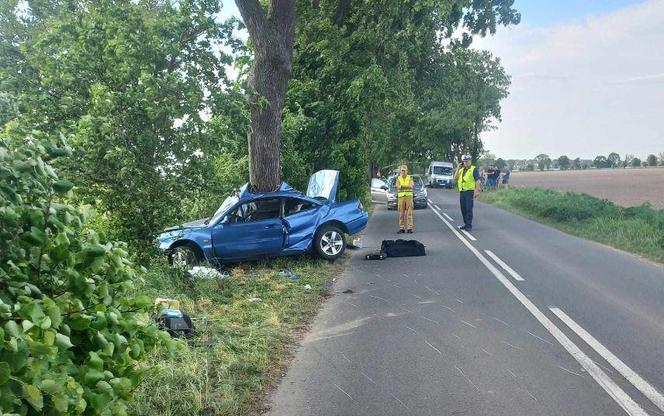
[434,204,441,210]
[485,250,525,281]
[551,307,664,413]
[461,229,477,241]
[443,212,454,221]
[428,204,649,416]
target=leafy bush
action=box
[0,136,171,415]
[500,188,620,222]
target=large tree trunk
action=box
[235,0,296,192]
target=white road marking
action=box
[443,212,454,221]
[428,204,650,416]
[461,229,477,241]
[551,307,664,413]
[434,204,441,210]
[334,384,354,401]
[427,198,433,204]
[485,250,525,281]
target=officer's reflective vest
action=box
[457,165,477,191]
[396,175,413,198]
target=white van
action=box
[427,161,455,188]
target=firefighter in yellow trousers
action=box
[396,165,414,233]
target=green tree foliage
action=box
[535,154,551,171]
[646,154,658,167]
[557,155,571,170]
[607,152,620,168]
[495,158,506,169]
[282,0,519,199]
[631,157,642,167]
[593,155,609,169]
[0,135,171,415]
[572,157,581,170]
[2,0,248,249]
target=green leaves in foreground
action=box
[0,136,173,415]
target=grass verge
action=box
[130,255,344,415]
[481,188,664,264]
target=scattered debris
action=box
[188,266,227,279]
[342,289,354,294]
[279,269,298,280]
[350,237,363,249]
[303,284,312,290]
[153,298,195,338]
[248,297,262,303]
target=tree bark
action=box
[235,0,296,192]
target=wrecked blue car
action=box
[156,170,368,266]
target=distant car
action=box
[386,175,428,210]
[370,177,389,203]
[156,170,368,266]
[427,161,455,188]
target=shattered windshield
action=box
[208,192,240,224]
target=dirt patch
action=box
[510,168,664,209]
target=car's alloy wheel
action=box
[314,225,346,261]
[170,245,200,268]
[321,230,343,256]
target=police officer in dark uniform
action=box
[453,154,482,231]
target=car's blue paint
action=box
[156,170,368,263]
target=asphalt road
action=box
[267,188,664,416]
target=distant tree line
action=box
[488,151,663,172]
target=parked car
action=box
[370,177,389,203]
[427,161,455,188]
[156,170,368,266]
[386,175,428,210]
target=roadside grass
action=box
[481,188,664,264]
[130,255,343,415]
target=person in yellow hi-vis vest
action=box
[396,165,414,233]
[453,154,482,231]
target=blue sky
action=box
[514,0,645,25]
[475,0,664,160]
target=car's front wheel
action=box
[169,244,201,268]
[314,225,346,261]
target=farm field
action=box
[510,168,664,208]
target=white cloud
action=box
[473,0,664,159]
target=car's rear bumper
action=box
[347,211,369,234]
